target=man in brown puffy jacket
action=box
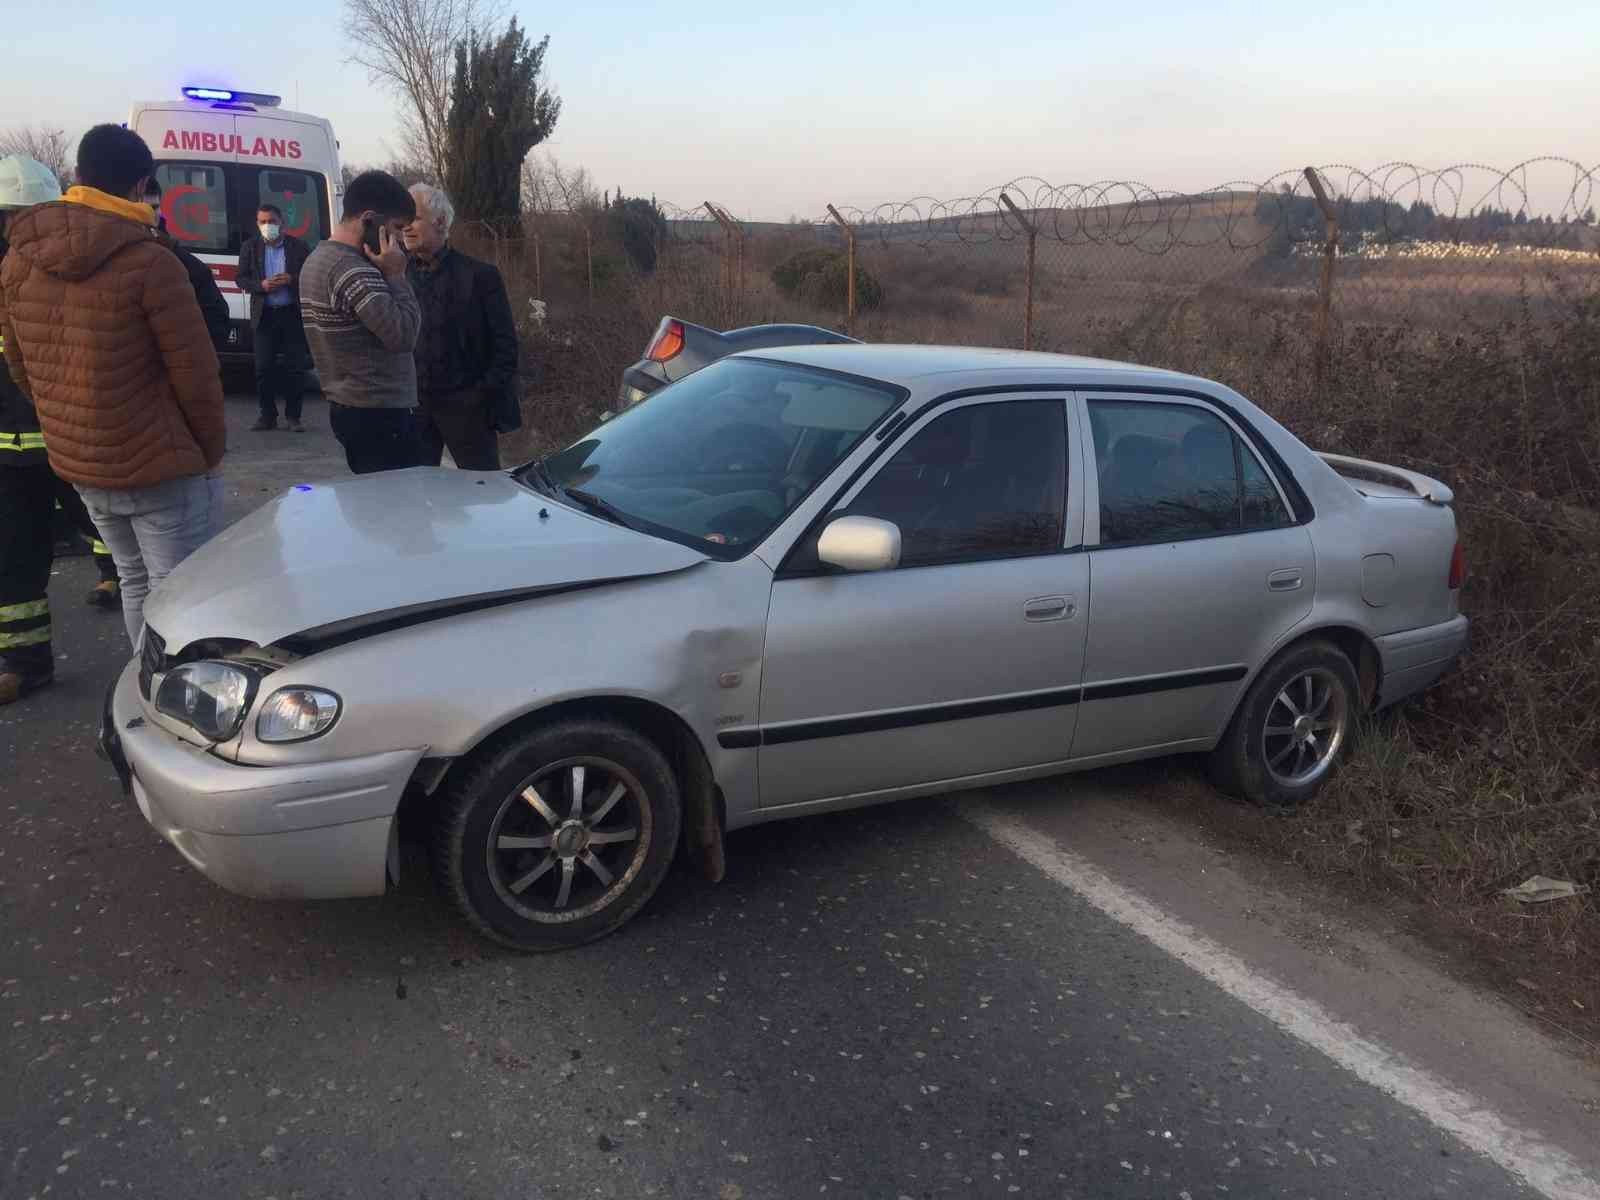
[0,125,226,650]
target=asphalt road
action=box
[0,395,1574,1199]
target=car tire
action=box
[1208,640,1360,810]
[434,720,682,951]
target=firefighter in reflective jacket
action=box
[0,155,118,705]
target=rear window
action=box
[153,160,331,256]
[154,162,231,254]
[250,168,329,248]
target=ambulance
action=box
[130,88,343,361]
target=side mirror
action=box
[817,516,901,572]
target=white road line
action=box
[964,804,1600,1200]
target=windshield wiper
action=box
[560,486,643,532]
[521,457,557,496]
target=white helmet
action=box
[0,155,63,210]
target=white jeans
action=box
[76,474,225,650]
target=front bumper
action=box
[104,660,424,899]
[1376,614,1470,708]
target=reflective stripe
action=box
[0,599,49,621]
[91,540,110,556]
[0,625,51,649]
[0,432,48,451]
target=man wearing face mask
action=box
[237,203,312,431]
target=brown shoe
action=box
[87,579,121,609]
[0,669,54,706]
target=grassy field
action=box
[461,218,1600,1042]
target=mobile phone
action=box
[361,215,383,255]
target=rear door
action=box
[1070,393,1313,761]
[238,163,331,249]
[757,394,1089,809]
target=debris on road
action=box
[1501,876,1590,904]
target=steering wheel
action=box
[696,423,790,475]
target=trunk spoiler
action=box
[1317,453,1454,505]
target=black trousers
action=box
[0,463,94,674]
[254,307,308,422]
[416,387,501,471]
[329,403,425,475]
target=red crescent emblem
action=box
[163,184,209,243]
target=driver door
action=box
[757,395,1090,809]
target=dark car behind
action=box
[618,316,857,409]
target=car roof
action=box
[730,342,1210,390]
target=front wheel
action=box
[1208,641,1359,809]
[435,720,682,951]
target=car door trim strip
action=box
[715,664,1247,748]
[1079,663,1248,701]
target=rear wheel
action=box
[434,720,681,951]
[1209,641,1358,809]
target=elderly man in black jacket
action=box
[237,203,313,431]
[402,184,520,469]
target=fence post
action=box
[826,204,856,334]
[585,224,594,305]
[1303,166,1339,395]
[999,192,1037,351]
[532,229,542,297]
[704,202,743,325]
[481,220,503,275]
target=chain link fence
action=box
[459,159,1599,344]
[453,158,1599,485]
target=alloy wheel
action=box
[485,757,651,923]
[1260,667,1350,789]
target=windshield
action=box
[535,358,904,556]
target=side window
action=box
[840,399,1066,568]
[154,162,230,254]
[1089,400,1288,546]
[1241,445,1291,528]
[252,168,329,248]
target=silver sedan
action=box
[100,346,1467,950]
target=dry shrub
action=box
[1121,286,1600,1036]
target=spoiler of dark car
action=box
[618,316,860,409]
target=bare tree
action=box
[520,150,597,215]
[340,156,436,191]
[0,125,74,185]
[341,0,504,183]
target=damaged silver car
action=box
[100,346,1468,950]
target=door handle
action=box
[1024,595,1076,621]
[1268,568,1304,592]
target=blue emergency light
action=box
[181,86,283,107]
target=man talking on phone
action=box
[299,170,423,473]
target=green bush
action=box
[608,195,668,275]
[772,249,882,311]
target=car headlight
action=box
[256,687,341,743]
[155,662,257,742]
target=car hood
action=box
[145,469,708,653]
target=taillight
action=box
[646,319,685,363]
[1448,541,1466,590]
